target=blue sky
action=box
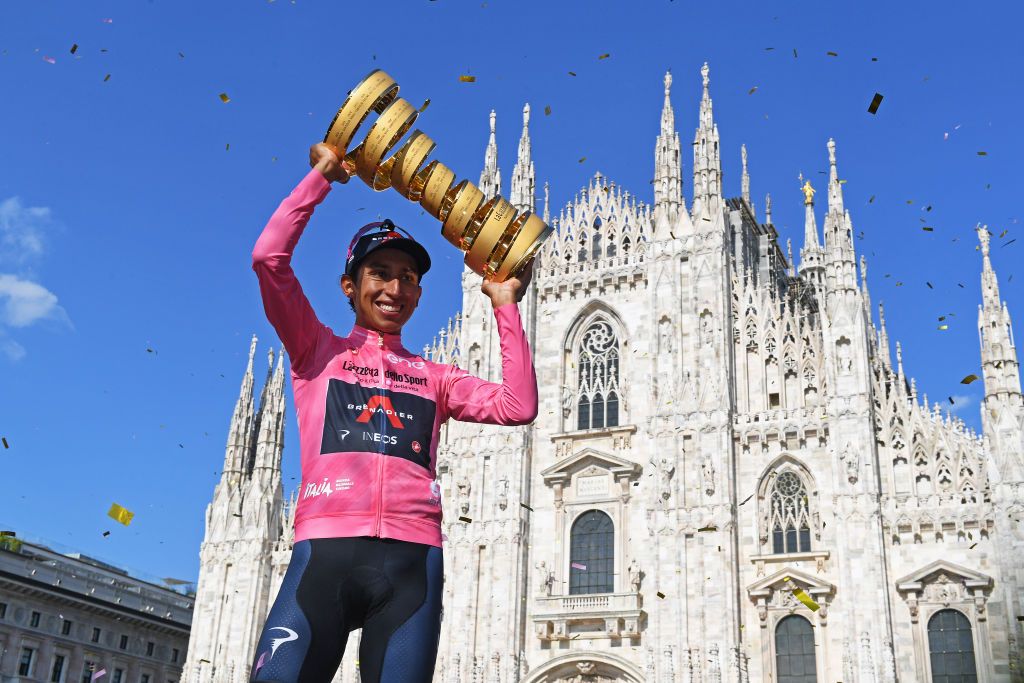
[1,0,1021,585]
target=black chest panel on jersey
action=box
[320,378,436,470]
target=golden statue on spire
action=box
[801,179,816,205]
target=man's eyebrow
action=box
[364,258,417,274]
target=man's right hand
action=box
[309,143,355,184]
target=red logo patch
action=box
[356,396,405,428]
[412,441,421,453]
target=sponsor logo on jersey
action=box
[387,353,426,369]
[302,477,354,500]
[268,627,298,659]
[341,359,380,378]
[320,378,436,469]
[384,368,428,387]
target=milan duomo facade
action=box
[183,64,1024,682]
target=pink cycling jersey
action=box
[252,169,538,548]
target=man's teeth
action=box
[378,303,401,313]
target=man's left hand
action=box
[481,258,535,307]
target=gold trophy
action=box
[325,69,551,281]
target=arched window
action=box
[569,510,614,595]
[770,471,812,554]
[576,320,621,430]
[928,609,977,682]
[775,615,817,682]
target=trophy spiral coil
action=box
[325,69,551,281]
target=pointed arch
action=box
[758,455,817,555]
[563,302,628,431]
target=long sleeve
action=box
[252,169,333,373]
[442,303,539,425]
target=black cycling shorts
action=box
[250,536,443,683]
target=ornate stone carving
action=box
[627,558,643,592]
[701,454,716,497]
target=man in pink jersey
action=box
[248,143,537,683]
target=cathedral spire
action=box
[786,238,795,277]
[224,335,258,479]
[542,181,550,224]
[765,192,773,225]
[691,62,722,220]
[252,349,287,474]
[510,103,535,214]
[798,178,824,287]
[827,138,845,215]
[860,255,873,325]
[741,144,751,208]
[878,302,891,366]
[479,110,501,200]
[653,71,684,238]
[976,225,1023,481]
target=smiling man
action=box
[247,143,538,683]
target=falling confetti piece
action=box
[948,396,955,405]
[568,71,577,77]
[43,56,56,64]
[571,562,587,570]
[219,93,231,103]
[107,503,134,526]
[1003,239,1016,247]
[977,151,988,156]
[792,587,820,611]
[748,86,758,95]
[657,591,666,599]
[578,157,586,163]
[969,543,978,549]
[739,494,753,506]
[520,502,533,511]
[867,93,884,114]
[458,515,472,523]
[698,526,718,532]
[458,75,476,83]
[417,98,431,113]
[544,105,551,116]
[826,51,838,57]
[960,374,979,384]
[868,195,875,203]
[225,143,230,151]
[938,324,948,331]
[178,52,185,58]
[871,56,878,62]
[597,53,610,60]
[102,531,110,537]
[922,227,933,232]
[926,282,934,289]
[102,18,113,23]
[1,437,8,449]
[91,669,107,681]
[70,44,78,54]
[793,48,798,58]
[103,74,110,82]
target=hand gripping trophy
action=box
[324,69,553,282]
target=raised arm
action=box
[252,144,352,372]
[442,262,539,425]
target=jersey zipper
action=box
[374,331,386,537]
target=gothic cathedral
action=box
[183,64,1024,682]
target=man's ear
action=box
[340,273,356,297]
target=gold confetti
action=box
[969,543,978,549]
[948,396,955,405]
[459,75,476,83]
[793,48,798,58]
[544,105,551,116]
[748,86,758,95]
[568,71,577,77]
[103,74,111,82]
[868,195,875,203]
[1,437,8,449]
[417,98,431,113]
[219,93,230,103]
[657,591,666,599]
[520,503,533,511]
[739,494,753,506]
[960,374,979,384]
[867,93,884,114]
[225,143,230,151]
[826,51,839,57]
[578,157,586,163]
[458,515,472,523]
[102,531,110,537]
[70,44,78,54]
[938,324,949,331]
[597,53,610,60]
[922,226,934,232]
[977,151,988,156]
[926,282,934,289]
[108,503,134,526]
[697,526,718,533]
[793,587,820,611]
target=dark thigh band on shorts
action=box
[250,536,443,683]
